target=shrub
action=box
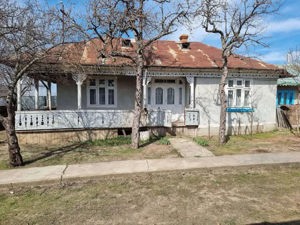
[193,137,209,147]
[158,137,170,145]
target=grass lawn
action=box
[0,134,179,169]
[194,130,300,156]
[0,164,299,225]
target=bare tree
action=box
[0,0,68,166]
[196,0,280,144]
[74,0,188,148]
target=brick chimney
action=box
[179,34,189,43]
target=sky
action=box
[45,0,299,65]
[167,0,300,66]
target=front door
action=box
[147,78,185,122]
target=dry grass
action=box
[0,134,178,169]
[201,130,300,156]
[0,164,299,225]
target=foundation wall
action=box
[17,121,277,145]
[17,129,118,145]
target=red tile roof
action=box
[47,38,279,71]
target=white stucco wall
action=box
[195,77,278,134]
[57,76,136,110]
[57,82,77,110]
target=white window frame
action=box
[226,79,252,108]
[149,78,185,106]
[87,77,117,108]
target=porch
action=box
[15,109,173,131]
[16,67,201,132]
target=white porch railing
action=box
[15,109,172,131]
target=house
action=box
[276,65,300,127]
[15,35,287,144]
[277,68,300,106]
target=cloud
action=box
[267,18,300,33]
[259,51,287,64]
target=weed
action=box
[157,137,170,145]
[88,136,131,146]
[193,137,209,147]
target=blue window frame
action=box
[277,90,295,105]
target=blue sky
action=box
[45,0,299,65]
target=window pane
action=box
[237,80,242,86]
[236,89,242,106]
[155,88,163,104]
[289,92,294,105]
[228,80,234,87]
[245,80,250,87]
[89,79,96,86]
[108,89,114,105]
[99,79,105,85]
[89,89,96,105]
[228,90,233,107]
[108,80,114,87]
[155,79,176,84]
[284,92,288,105]
[179,87,182,105]
[167,88,174,104]
[99,88,105,105]
[147,87,151,105]
[277,92,282,105]
[244,90,250,106]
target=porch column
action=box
[16,79,22,111]
[142,76,151,107]
[47,81,52,110]
[34,78,39,110]
[72,74,87,110]
[186,76,195,108]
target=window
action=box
[277,90,295,105]
[228,90,233,107]
[147,87,151,105]
[179,87,182,105]
[89,89,96,105]
[87,78,117,107]
[226,79,251,107]
[147,78,184,106]
[167,88,175,104]
[155,79,176,84]
[122,39,131,47]
[155,88,163,104]
[98,88,105,105]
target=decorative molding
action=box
[143,77,152,86]
[72,73,87,84]
[186,75,195,84]
[69,68,279,80]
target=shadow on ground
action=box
[23,143,85,166]
[249,220,300,225]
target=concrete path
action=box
[169,137,214,157]
[0,152,300,185]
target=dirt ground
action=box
[0,131,179,169]
[207,130,300,155]
[0,164,299,225]
[1,130,300,168]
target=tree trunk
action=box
[131,55,144,149]
[219,58,228,144]
[3,90,24,167]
